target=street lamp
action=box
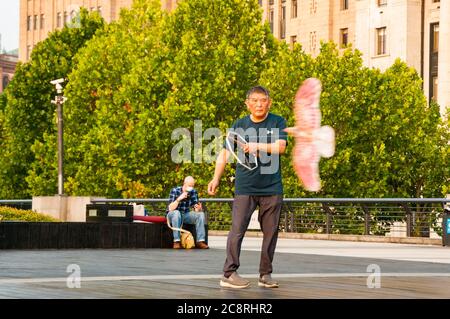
[50,78,67,196]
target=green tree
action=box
[28,0,275,201]
[28,0,163,197]
[156,0,275,197]
[261,42,448,199]
[29,0,169,197]
[0,9,104,198]
[0,93,6,152]
[17,0,449,207]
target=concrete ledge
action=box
[0,222,206,249]
[33,196,106,221]
[0,222,173,249]
[208,230,443,246]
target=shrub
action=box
[0,206,58,222]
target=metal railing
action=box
[1,198,447,244]
[91,198,449,240]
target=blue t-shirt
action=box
[225,113,287,195]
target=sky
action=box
[0,0,20,52]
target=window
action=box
[340,28,348,48]
[40,14,44,30]
[378,0,387,6]
[3,76,9,90]
[376,27,386,55]
[280,4,286,39]
[431,77,438,101]
[432,24,439,53]
[429,23,439,104]
[432,0,440,3]
[27,16,31,31]
[64,11,68,24]
[57,12,62,28]
[269,9,274,33]
[97,6,102,17]
[269,0,274,4]
[310,0,318,14]
[70,10,76,21]
[290,35,297,49]
[27,45,32,60]
[258,0,262,6]
[310,31,317,53]
[292,0,298,18]
[90,7,95,11]
[341,0,349,10]
[33,15,38,30]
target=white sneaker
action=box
[258,274,279,288]
[219,272,250,289]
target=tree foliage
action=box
[29,0,167,197]
[1,0,448,201]
[261,42,449,198]
[29,0,274,199]
[0,9,104,198]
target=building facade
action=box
[19,0,179,61]
[0,54,18,93]
[261,0,449,114]
[263,0,356,56]
[20,0,135,62]
[19,0,449,114]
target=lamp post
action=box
[51,78,66,196]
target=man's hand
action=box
[208,179,220,195]
[193,203,202,212]
[177,192,189,201]
[243,142,259,154]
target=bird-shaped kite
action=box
[284,78,335,192]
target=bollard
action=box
[443,207,450,246]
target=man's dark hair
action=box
[246,86,270,99]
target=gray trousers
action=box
[223,195,283,277]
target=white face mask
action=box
[185,186,194,192]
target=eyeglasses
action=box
[247,98,269,104]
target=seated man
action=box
[167,176,209,249]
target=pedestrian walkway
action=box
[0,236,449,299]
[209,235,450,264]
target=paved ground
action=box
[209,236,450,264]
[0,236,449,299]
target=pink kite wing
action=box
[292,142,321,192]
[285,78,335,192]
[293,78,322,130]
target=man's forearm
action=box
[168,199,178,212]
[213,149,229,180]
[257,140,287,154]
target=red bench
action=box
[133,215,167,223]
